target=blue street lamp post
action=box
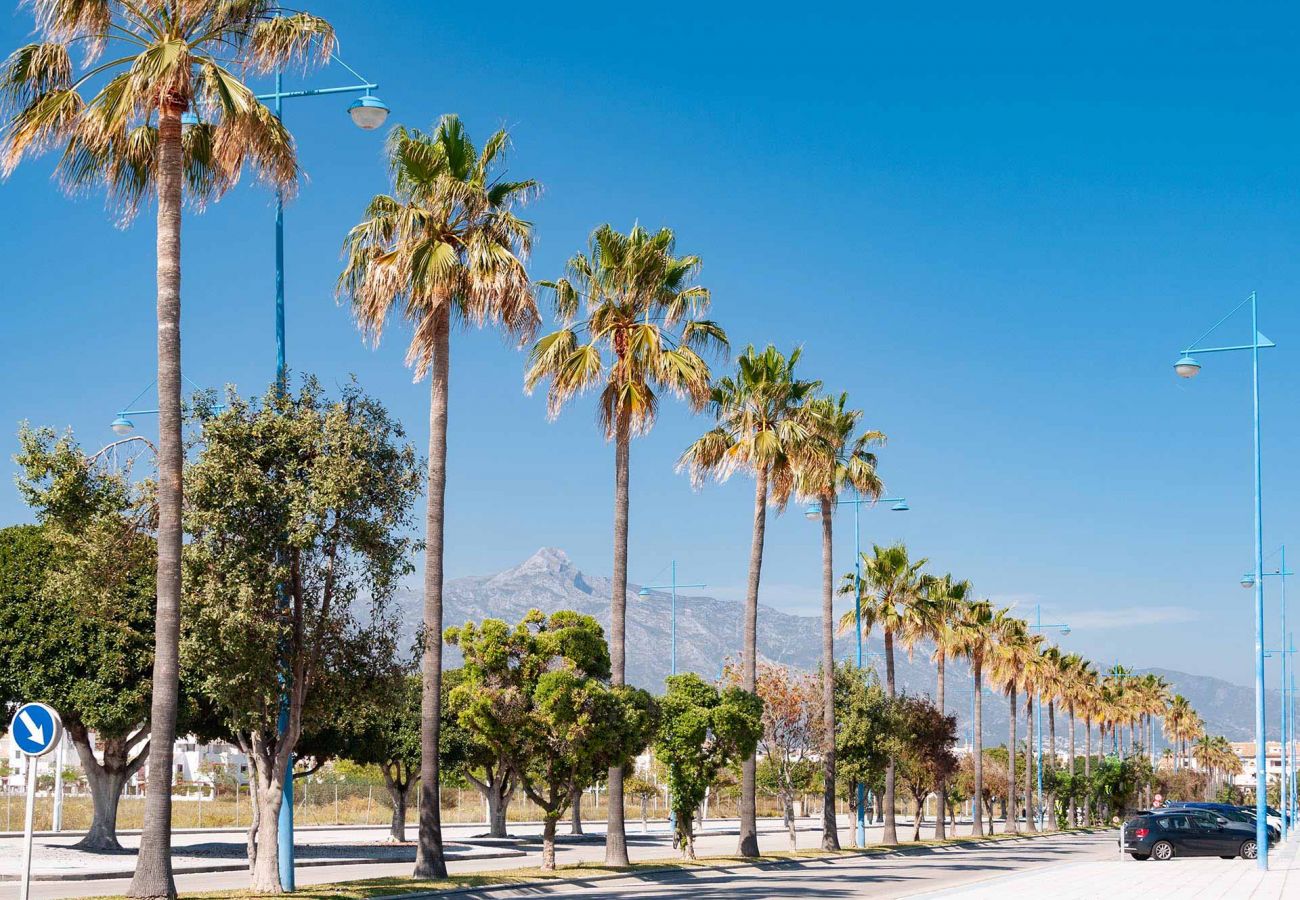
[255,58,388,892]
[805,493,909,846]
[637,561,706,678]
[1028,605,1070,830]
[1245,546,1292,840]
[1174,290,1275,868]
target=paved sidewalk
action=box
[911,832,1300,898]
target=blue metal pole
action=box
[1291,632,1297,830]
[970,687,977,823]
[854,492,866,846]
[1035,605,1044,830]
[1282,547,1289,842]
[1251,291,1268,869]
[271,65,295,892]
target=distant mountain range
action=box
[393,547,1285,745]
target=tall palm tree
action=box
[794,392,884,852]
[340,117,538,878]
[919,574,970,839]
[950,599,1002,836]
[679,344,817,856]
[526,224,725,864]
[989,617,1032,833]
[1019,637,1046,832]
[2,6,334,897]
[1059,652,1089,827]
[841,542,927,843]
[1039,645,1065,828]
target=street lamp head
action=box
[1241,573,1256,589]
[348,94,389,130]
[804,504,822,520]
[1060,625,1072,635]
[637,587,651,597]
[891,499,910,512]
[110,415,134,436]
[1174,355,1201,378]
[180,111,199,131]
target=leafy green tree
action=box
[1,5,339,892]
[446,610,659,870]
[526,224,726,865]
[832,663,892,846]
[339,114,538,880]
[442,667,518,838]
[654,672,763,859]
[181,379,419,892]
[1,428,157,851]
[678,344,818,856]
[622,773,660,833]
[338,674,425,842]
[887,695,958,842]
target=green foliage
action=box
[0,426,157,740]
[653,672,763,855]
[887,694,959,817]
[832,663,892,792]
[446,609,659,831]
[181,378,419,768]
[1090,755,1142,815]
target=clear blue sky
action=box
[4,1,1299,686]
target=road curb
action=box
[371,829,1104,899]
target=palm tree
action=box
[340,117,538,878]
[679,344,817,856]
[793,392,884,852]
[919,574,970,839]
[2,6,334,896]
[841,542,927,843]
[1019,637,1046,832]
[989,617,1032,833]
[1059,652,1090,826]
[950,599,1002,836]
[526,224,725,865]
[1039,645,1065,828]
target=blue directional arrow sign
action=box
[10,702,62,757]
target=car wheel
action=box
[1130,853,1150,861]
[1151,841,1175,861]
[1241,840,1257,860]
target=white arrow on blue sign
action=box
[9,702,63,757]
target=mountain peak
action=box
[487,547,579,585]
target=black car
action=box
[1122,810,1258,861]
[1160,802,1280,842]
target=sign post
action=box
[10,703,63,900]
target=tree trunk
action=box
[128,100,184,900]
[882,627,898,844]
[1084,717,1093,825]
[389,787,408,843]
[783,792,796,849]
[69,728,146,852]
[1006,685,1018,833]
[414,305,451,880]
[569,787,583,835]
[477,773,514,838]
[1067,704,1077,828]
[1024,694,1037,832]
[819,499,840,851]
[972,656,984,836]
[541,816,558,871]
[249,777,284,893]
[605,409,632,867]
[1047,701,1056,829]
[737,465,768,858]
[934,650,946,840]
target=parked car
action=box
[1236,804,1285,833]
[1122,811,1258,860]
[1161,802,1280,842]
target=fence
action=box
[0,784,846,832]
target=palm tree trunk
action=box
[414,305,451,880]
[972,656,984,837]
[1067,703,1077,828]
[1047,701,1056,829]
[1006,685,1018,834]
[604,408,632,867]
[1084,717,1093,825]
[128,101,184,900]
[1024,694,1037,832]
[819,499,839,851]
[737,465,768,858]
[934,650,946,840]
[882,628,898,843]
